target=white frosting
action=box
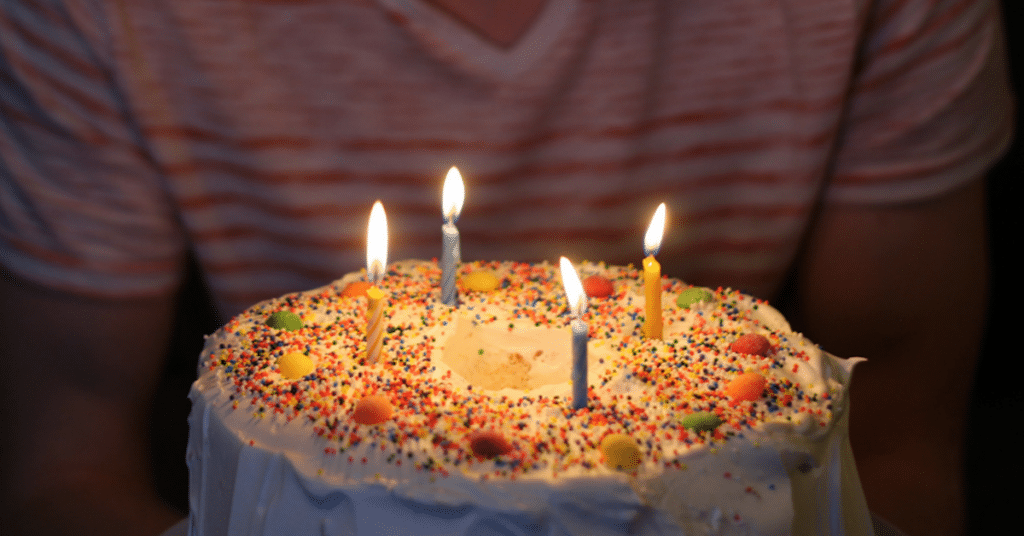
[187,260,873,536]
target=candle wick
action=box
[369,260,385,284]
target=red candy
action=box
[468,430,513,457]
[729,333,771,356]
[352,394,393,425]
[583,275,614,298]
[725,372,767,401]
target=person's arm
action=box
[0,272,184,536]
[784,177,988,536]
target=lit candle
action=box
[559,256,589,410]
[441,166,465,307]
[365,200,388,364]
[643,203,666,340]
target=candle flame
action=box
[644,203,666,257]
[559,256,587,318]
[442,166,465,223]
[366,200,388,283]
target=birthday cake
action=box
[186,259,873,536]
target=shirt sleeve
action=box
[0,1,186,297]
[828,0,1014,204]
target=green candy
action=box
[677,287,714,309]
[265,310,304,331]
[681,411,723,432]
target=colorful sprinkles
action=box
[201,260,840,482]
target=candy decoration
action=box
[462,271,500,292]
[468,430,513,457]
[583,275,614,298]
[681,411,724,432]
[266,311,303,331]
[341,281,372,298]
[600,433,642,470]
[729,333,771,356]
[277,351,314,379]
[725,372,767,401]
[352,394,393,425]
[677,287,713,309]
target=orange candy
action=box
[341,281,372,298]
[352,394,393,424]
[725,372,767,401]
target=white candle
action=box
[559,256,589,410]
[643,203,666,340]
[365,200,388,364]
[441,166,465,307]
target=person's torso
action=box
[109,0,864,314]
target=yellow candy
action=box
[461,271,500,292]
[600,433,642,470]
[277,351,314,379]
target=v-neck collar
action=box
[375,0,582,81]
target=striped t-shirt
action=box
[0,0,1014,318]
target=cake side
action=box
[187,260,872,536]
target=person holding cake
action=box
[0,1,1012,535]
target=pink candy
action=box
[583,275,614,298]
[729,333,771,356]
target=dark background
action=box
[965,1,1024,533]
[147,2,1024,532]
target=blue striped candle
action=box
[441,223,460,306]
[441,167,464,307]
[570,319,588,410]
[559,257,589,410]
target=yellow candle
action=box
[364,200,388,364]
[365,285,387,364]
[642,203,666,340]
[643,254,662,339]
